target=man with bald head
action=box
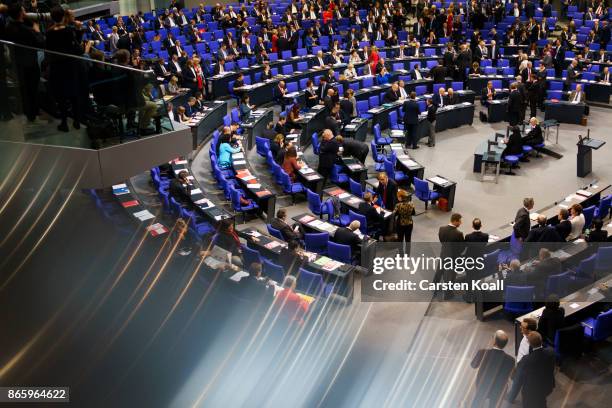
[470,330,515,408]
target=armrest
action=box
[581,321,594,329]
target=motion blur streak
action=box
[0,162,78,291]
[0,156,60,247]
[315,303,373,408]
[0,150,38,217]
[0,149,27,196]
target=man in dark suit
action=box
[317,77,332,104]
[411,63,425,80]
[213,58,227,75]
[525,248,562,296]
[508,332,556,408]
[523,117,543,146]
[384,82,401,103]
[514,197,534,241]
[169,170,193,207]
[403,92,420,149]
[374,172,398,211]
[337,136,369,164]
[526,215,563,243]
[153,58,172,79]
[429,62,447,84]
[470,330,515,408]
[436,213,466,289]
[271,208,302,244]
[555,209,572,240]
[507,83,523,126]
[357,192,384,236]
[324,104,342,136]
[464,218,489,259]
[333,221,363,255]
[317,129,340,182]
[240,262,273,300]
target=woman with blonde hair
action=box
[393,189,415,244]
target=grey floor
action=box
[188,100,612,407]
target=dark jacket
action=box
[439,225,465,258]
[555,220,572,240]
[358,202,383,231]
[503,128,524,157]
[333,226,362,252]
[538,307,565,343]
[525,225,563,243]
[317,139,340,173]
[169,178,191,206]
[508,347,556,404]
[402,99,420,125]
[523,125,543,146]
[374,179,398,210]
[271,217,301,244]
[470,348,515,405]
[513,207,531,240]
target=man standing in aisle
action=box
[403,92,420,149]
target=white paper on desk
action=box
[174,169,188,175]
[308,219,325,228]
[429,176,448,185]
[529,212,540,222]
[242,175,255,181]
[565,194,580,201]
[569,303,580,309]
[558,203,569,209]
[229,271,249,282]
[406,159,420,167]
[247,183,261,189]
[488,234,500,242]
[390,143,403,148]
[344,125,356,130]
[233,152,245,159]
[174,159,188,165]
[247,230,262,237]
[576,189,593,197]
[301,167,314,174]
[190,188,202,195]
[338,192,351,199]
[233,160,246,165]
[113,183,127,189]
[587,287,599,295]
[134,210,155,221]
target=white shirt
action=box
[568,213,585,240]
[399,87,408,99]
[414,69,422,80]
[517,334,530,363]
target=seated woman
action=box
[270,133,285,163]
[502,125,524,172]
[217,133,242,169]
[282,145,302,181]
[344,63,358,79]
[176,106,189,123]
[522,117,544,146]
[238,95,254,121]
[468,61,481,76]
[376,59,391,85]
[287,103,301,129]
[167,76,180,94]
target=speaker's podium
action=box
[577,136,605,177]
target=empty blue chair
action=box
[504,286,535,315]
[373,123,391,146]
[451,81,463,91]
[266,224,284,240]
[328,241,353,264]
[583,205,596,229]
[231,107,240,123]
[331,164,349,184]
[573,253,597,285]
[415,85,427,96]
[286,81,298,93]
[357,100,372,119]
[306,188,327,217]
[311,132,320,154]
[241,244,262,267]
[370,140,386,172]
[348,210,367,234]
[413,177,439,210]
[305,232,329,254]
[296,268,331,296]
[549,81,563,91]
[169,197,182,217]
[362,76,374,88]
[389,110,403,130]
[325,199,350,226]
[280,170,305,203]
[349,178,364,198]
[546,271,573,297]
[595,195,611,219]
[255,136,270,157]
[263,259,285,283]
[582,309,612,342]
[383,157,408,183]
[594,246,612,278]
[231,187,259,223]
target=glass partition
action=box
[0,39,177,149]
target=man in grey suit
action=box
[513,197,534,241]
[565,59,580,87]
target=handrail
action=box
[0,39,154,74]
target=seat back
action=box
[546,271,572,297]
[594,246,612,273]
[483,249,500,276]
[306,188,323,215]
[266,224,284,240]
[383,158,396,180]
[263,259,285,283]
[583,205,596,229]
[255,136,270,157]
[348,210,367,234]
[504,285,535,314]
[597,195,611,219]
[413,177,430,201]
[296,268,324,296]
[311,132,320,154]
[349,178,363,197]
[241,244,261,267]
[304,232,329,254]
[370,140,383,163]
[328,241,352,263]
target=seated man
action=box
[358,192,384,236]
[481,81,496,105]
[169,170,193,207]
[270,208,303,244]
[332,220,363,258]
[569,84,589,115]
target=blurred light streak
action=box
[0,150,38,217]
